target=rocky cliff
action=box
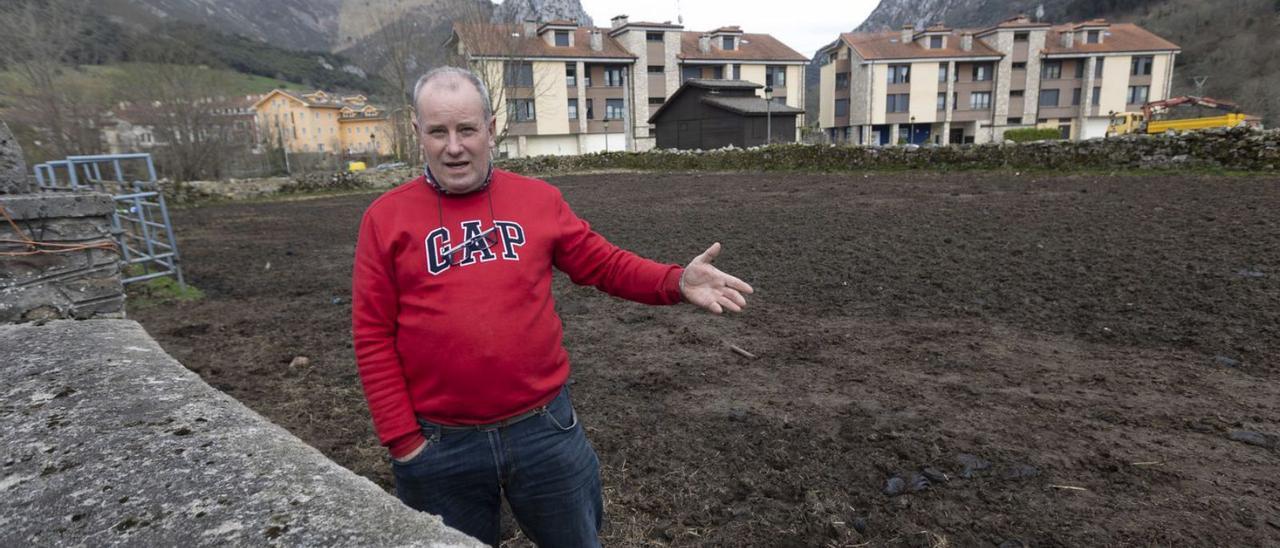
[491,0,593,25]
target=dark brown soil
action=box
[132,171,1280,547]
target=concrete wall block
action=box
[1,194,125,324]
[0,121,30,194]
[0,320,484,546]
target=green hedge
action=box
[1004,128,1064,142]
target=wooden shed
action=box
[648,79,804,150]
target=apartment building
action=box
[447,15,808,157]
[252,90,394,155]
[103,95,262,154]
[818,16,1180,145]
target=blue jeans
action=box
[391,386,603,547]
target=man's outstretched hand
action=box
[680,242,754,314]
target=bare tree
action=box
[0,0,105,161]
[447,6,561,152]
[363,0,426,164]
[111,59,251,181]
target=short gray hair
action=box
[411,66,493,121]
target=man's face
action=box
[413,76,497,194]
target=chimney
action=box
[611,14,628,29]
[960,33,973,51]
[522,19,537,37]
[1060,31,1074,48]
[698,34,711,53]
[901,24,914,43]
[589,30,603,51]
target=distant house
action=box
[648,79,803,150]
[817,15,1181,145]
[102,94,263,154]
[446,15,808,157]
[252,90,393,155]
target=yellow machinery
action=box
[1107,96,1249,136]
[347,161,367,172]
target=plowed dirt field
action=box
[133,171,1280,546]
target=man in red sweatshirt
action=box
[352,66,753,547]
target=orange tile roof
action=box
[1042,23,1179,54]
[840,30,1002,60]
[679,31,807,62]
[453,22,636,59]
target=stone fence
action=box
[497,127,1280,175]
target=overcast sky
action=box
[579,0,880,58]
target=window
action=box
[1039,89,1060,107]
[567,99,578,119]
[507,98,535,122]
[733,64,741,79]
[970,91,991,110]
[554,30,569,47]
[646,31,663,42]
[605,98,624,119]
[648,97,665,105]
[834,98,849,116]
[1007,117,1022,125]
[938,65,948,82]
[1012,62,1026,70]
[723,36,734,50]
[1041,61,1062,80]
[682,66,701,82]
[712,66,723,79]
[889,64,910,84]
[886,93,909,113]
[318,143,324,152]
[972,63,992,81]
[835,72,850,90]
[504,62,534,87]
[1094,58,1104,78]
[1087,30,1100,44]
[1127,85,1149,105]
[1060,125,1071,140]
[1014,32,1029,42]
[1072,87,1082,105]
[952,92,958,111]
[565,63,576,86]
[825,52,837,64]
[1092,86,1101,106]
[604,66,624,87]
[937,92,946,110]
[929,35,943,49]
[1075,61,1085,79]
[766,66,786,87]
[1131,56,1153,76]
[585,98,594,119]
[1010,89,1024,97]
[648,65,663,73]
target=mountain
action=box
[491,0,592,26]
[99,0,344,52]
[827,0,1279,125]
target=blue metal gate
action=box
[33,153,185,287]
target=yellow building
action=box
[253,90,394,155]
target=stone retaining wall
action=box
[497,127,1280,175]
[0,319,482,547]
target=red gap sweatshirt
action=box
[352,169,684,458]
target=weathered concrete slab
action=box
[0,192,115,220]
[0,319,482,547]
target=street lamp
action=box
[909,115,916,145]
[763,85,773,145]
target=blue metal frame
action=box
[31,153,185,288]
